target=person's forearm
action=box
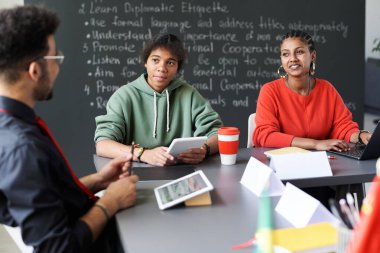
[291,137,317,150]
[80,173,103,193]
[80,196,118,241]
[96,139,132,159]
[207,135,219,155]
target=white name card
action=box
[275,183,339,228]
[240,157,284,197]
[269,151,332,180]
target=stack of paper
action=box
[269,151,332,180]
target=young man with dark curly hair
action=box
[0,5,138,253]
[95,33,223,166]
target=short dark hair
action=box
[0,5,59,82]
[280,30,316,53]
[142,33,187,71]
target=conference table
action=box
[93,148,377,253]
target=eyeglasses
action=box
[42,50,65,65]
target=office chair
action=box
[247,113,256,148]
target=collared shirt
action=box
[0,96,122,253]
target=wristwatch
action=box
[203,143,210,157]
[137,147,145,163]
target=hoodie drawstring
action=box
[153,92,157,138]
[166,89,170,133]
[152,90,170,138]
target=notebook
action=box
[329,122,380,160]
[232,222,337,252]
[264,147,310,158]
[271,222,337,253]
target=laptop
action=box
[328,122,380,160]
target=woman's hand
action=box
[359,132,371,145]
[314,139,350,152]
[350,131,372,145]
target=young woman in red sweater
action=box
[253,30,371,150]
[253,30,372,208]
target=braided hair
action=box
[280,30,316,53]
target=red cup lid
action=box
[217,127,240,135]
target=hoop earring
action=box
[310,62,316,76]
[277,65,287,78]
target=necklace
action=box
[285,76,312,96]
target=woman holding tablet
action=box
[95,33,223,166]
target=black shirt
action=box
[0,96,123,253]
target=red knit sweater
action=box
[253,78,359,147]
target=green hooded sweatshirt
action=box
[94,74,223,148]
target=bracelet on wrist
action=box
[94,203,110,221]
[137,147,145,163]
[203,143,210,157]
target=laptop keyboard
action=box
[330,144,366,159]
[342,148,364,158]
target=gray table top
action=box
[250,148,377,188]
[93,148,377,253]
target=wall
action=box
[365,0,380,59]
[364,0,380,114]
[0,0,22,8]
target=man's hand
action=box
[97,155,133,190]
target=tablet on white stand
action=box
[154,170,213,210]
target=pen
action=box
[346,193,360,224]
[129,141,135,176]
[327,155,336,159]
[339,198,355,229]
[328,199,348,228]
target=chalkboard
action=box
[27,0,364,176]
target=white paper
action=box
[269,151,332,180]
[240,157,284,196]
[275,183,339,227]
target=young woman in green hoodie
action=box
[95,34,223,166]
